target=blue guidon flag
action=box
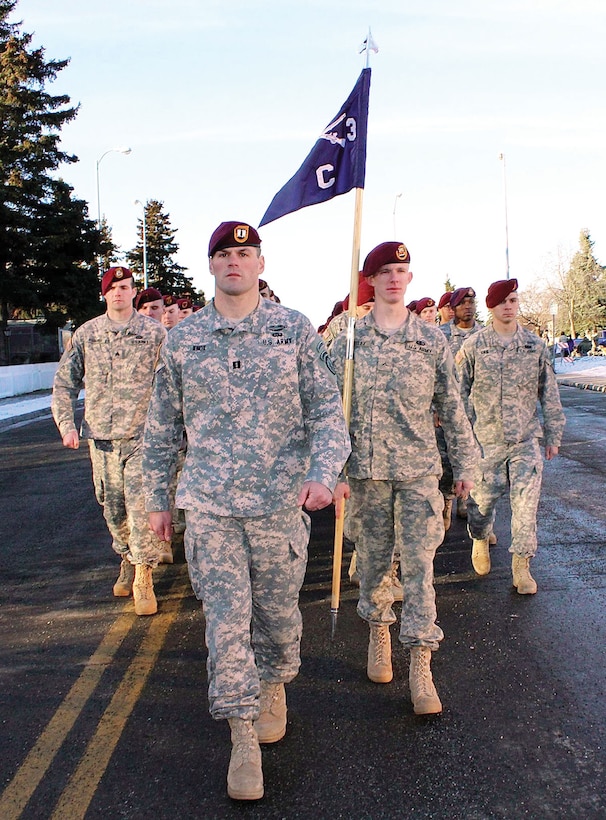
[259,68,371,227]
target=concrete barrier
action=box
[0,363,59,399]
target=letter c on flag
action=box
[316,164,335,189]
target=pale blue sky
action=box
[12,0,606,325]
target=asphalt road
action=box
[0,385,604,819]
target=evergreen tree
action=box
[558,230,606,338]
[0,0,103,357]
[98,217,121,273]
[127,199,202,300]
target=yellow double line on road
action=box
[0,570,191,820]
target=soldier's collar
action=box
[208,297,269,334]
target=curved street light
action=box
[134,199,148,289]
[498,153,510,280]
[96,146,132,229]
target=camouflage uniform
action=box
[143,298,350,720]
[52,312,167,565]
[331,311,478,649]
[440,318,483,358]
[437,319,483,499]
[457,325,566,556]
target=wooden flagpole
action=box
[330,185,364,637]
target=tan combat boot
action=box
[367,624,393,683]
[443,498,453,531]
[132,564,157,615]
[158,540,173,564]
[113,559,135,597]
[390,562,403,602]
[227,718,264,801]
[471,538,491,575]
[255,681,287,744]
[512,554,538,594]
[409,646,442,715]
[488,531,497,545]
[348,549,360,586]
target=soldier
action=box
[438,286,483,521]
[161,294,180,329]
[322,273,374,351]
[440,286,482,354]
[457,279,566,592]
[414,297,437,324]
[143,221,350,801]
[437,291,454,326]
[178,296,194,320]
[331,241,478,716]
[51,266,168,615]
[135,287,164,320]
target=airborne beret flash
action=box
[101,266,133,296]
[163,294,178,307]
[362,241,410,278]
[486,278,518,309]
[450,287,476,308]
[208,221,261,257]
[178,297,193,310]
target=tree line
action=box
[1,0,604,364]
[518,230,606,341]
[0,0,202,364]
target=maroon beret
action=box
[450,287,476,308]
[178,297,193,310]
[163,294,178,307]
[486,278,518,309]
[356,275,375,306]
[437,291,452,310]
[135,287,162,310]
[362,241,410,278]
[415,297,435,315]
[101,266,133,296]
[208,221,261,257]
[406,300,418,312]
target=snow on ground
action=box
[554,354,606,378]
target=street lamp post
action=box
[96,146,132,230]
[392,193,402,239]
[134,200,148,289]
[498,153,510,280]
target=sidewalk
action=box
[554,355,606,393]
[0,357,604,431]
[0,389,83,431]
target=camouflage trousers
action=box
[467,439,543,558]
[435,425,454,499]
[169,447,186,531]
[348,476,445,650]
[88,438,164,566]
[184,506,310,721]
